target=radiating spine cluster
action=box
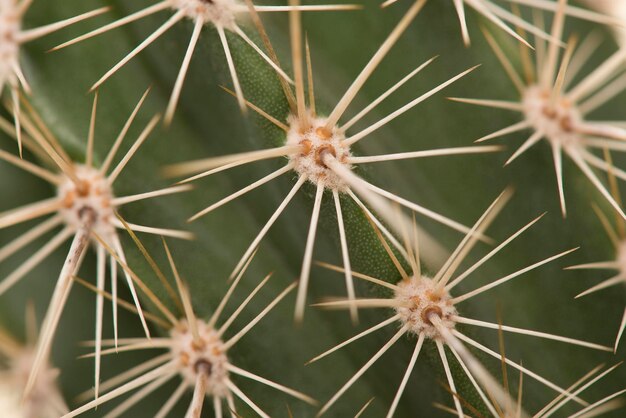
[1,0,626,417]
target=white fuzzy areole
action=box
[286,112,352,191]
[0,349,62,418]
[170,320,230,398]
[56,165,116,238]
[522,85,583,148]
[0,0,20,79]
[168,0,239,29]
[394,275,457,340]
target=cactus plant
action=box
[1,0,626,417]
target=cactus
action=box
[1,0,626,417]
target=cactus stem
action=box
[313,190,610,416]
[62,234,313,418]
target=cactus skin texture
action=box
[1,0,626,417]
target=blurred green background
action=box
[1,0,625,416]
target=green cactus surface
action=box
[1,0,626,417]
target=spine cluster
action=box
[0,0,626,417]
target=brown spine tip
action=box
[194,359,213,376]
[76,180,90,197]
[560,117,574,132]
[315,145,336,168]
[542,107,557,119]
[300,139,312,156]
[421,305,443,325]
[192,340,206,351]
[62,191,75,208]
[315,126,332,140]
